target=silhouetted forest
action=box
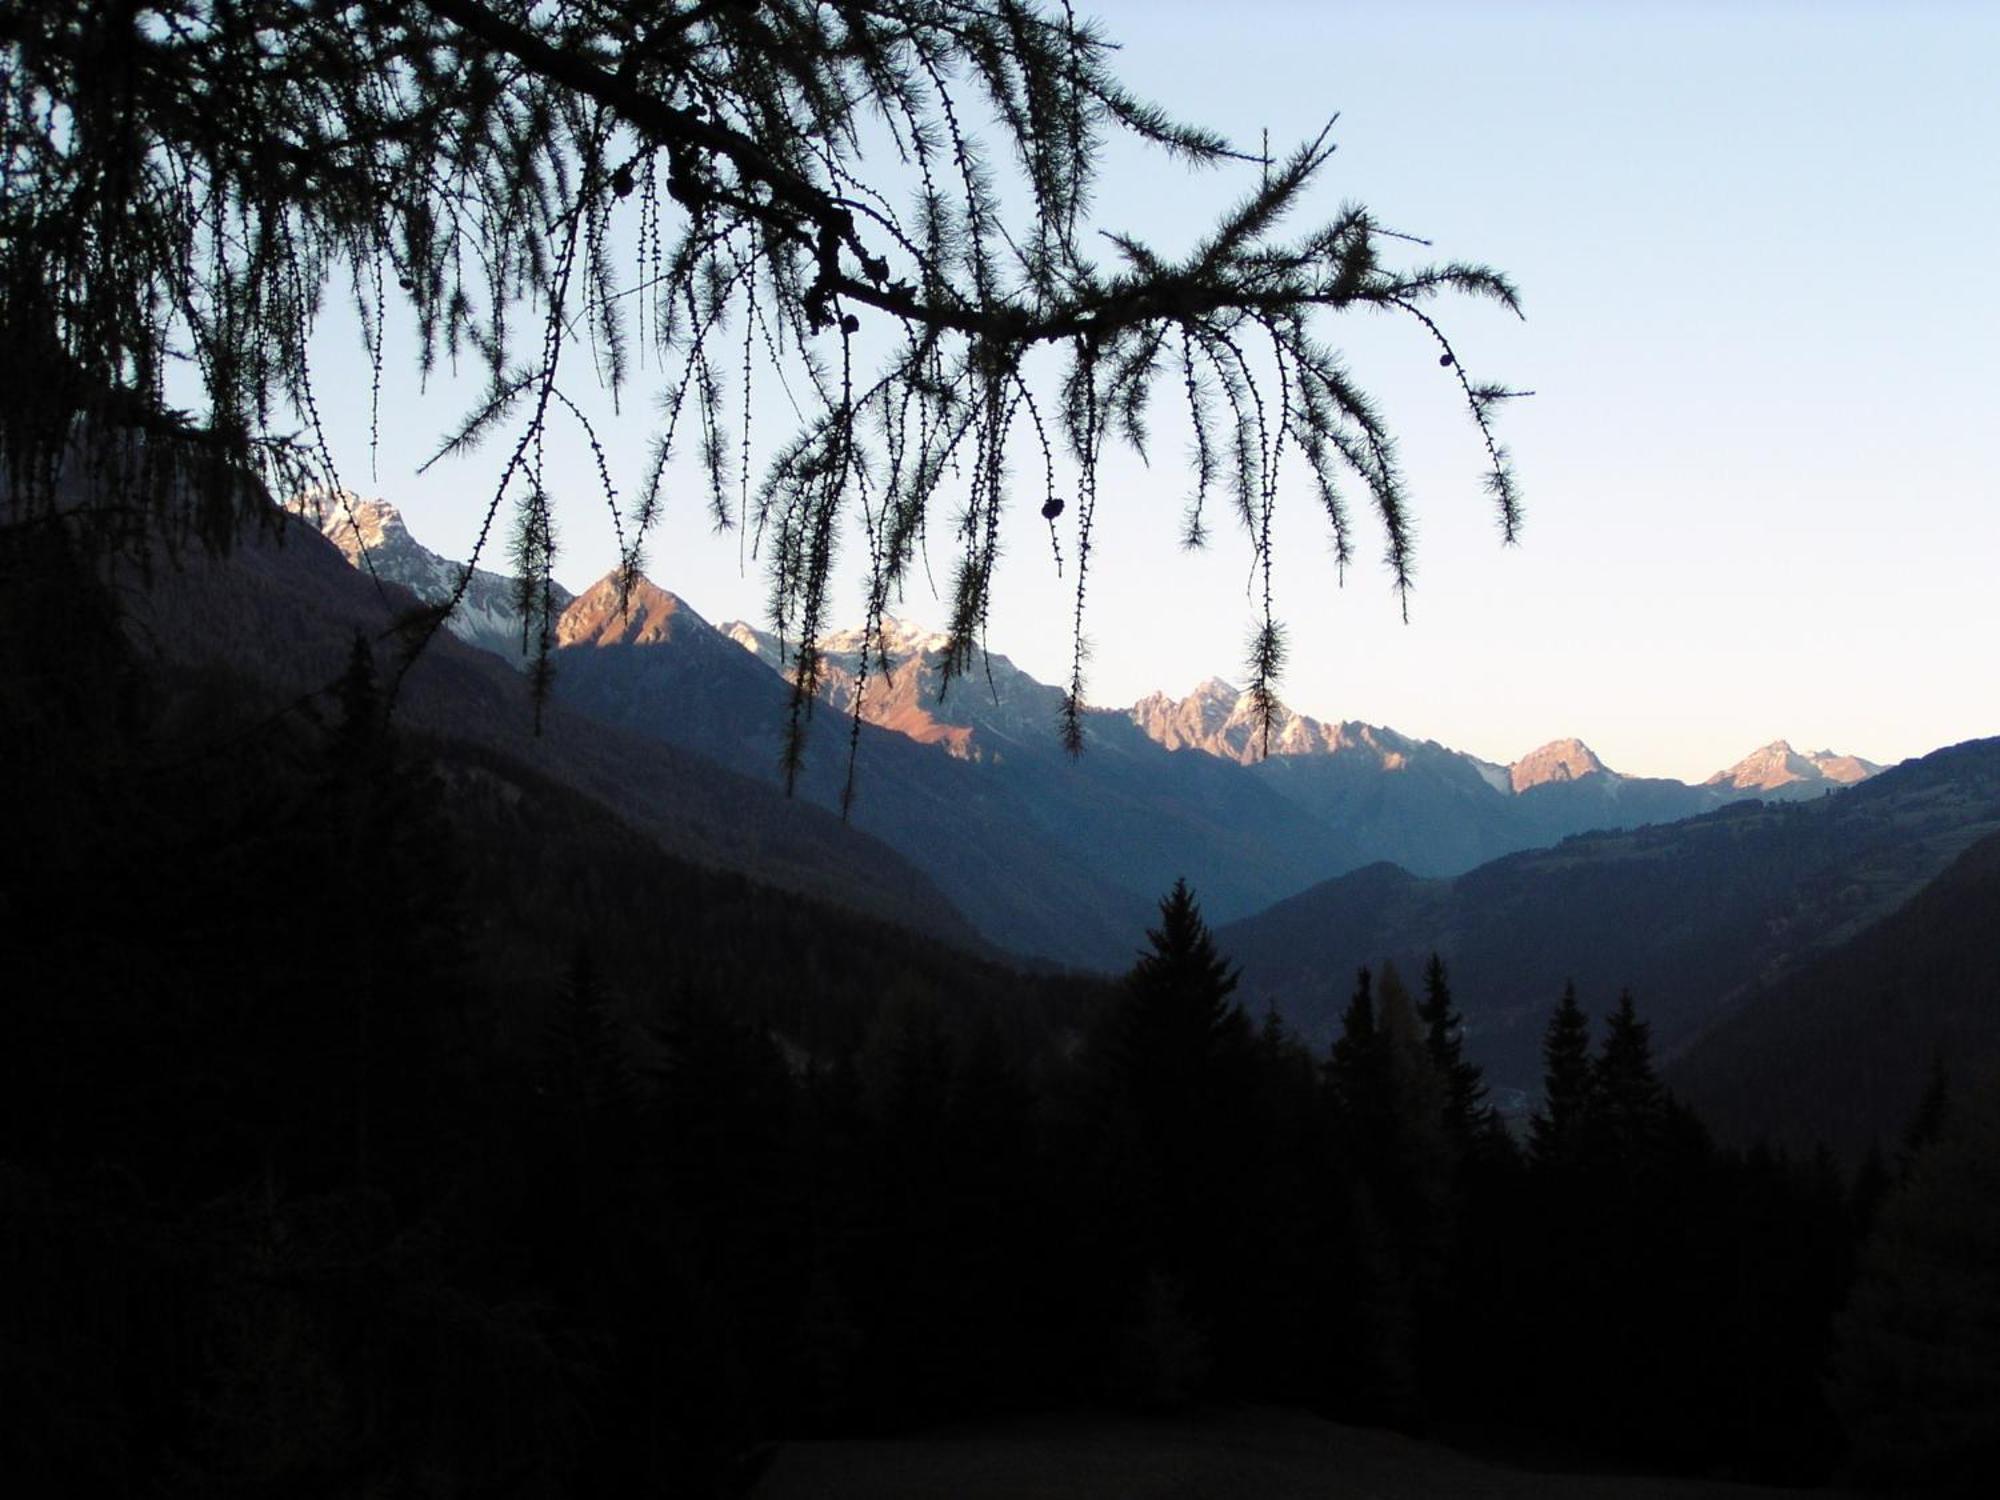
[5,533,1997,1496]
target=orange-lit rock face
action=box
[556,575,697,649]
[1126,678,1424,769]
[1508,737,1610,794]
[1703,740,1883,794]
[721,614,1062,763]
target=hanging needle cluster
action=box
[1,0,1526,782]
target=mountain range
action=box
[124,487,1997,1155]
[1667,821,2000,1160]
[1215,734,2000,1105]
[291,494,1886,969]
[294,491,576,665]
[136,499,976,950]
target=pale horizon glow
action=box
[308,1,1999,783]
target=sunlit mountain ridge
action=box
[295,495,1902,971]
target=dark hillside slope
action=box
[1218,738,2000,1095]
[4,528,1094,1092]
[107,509,978,949]
[1668,826,2000,1161]
[551,577,1156,968]
[423,731,1108,1060]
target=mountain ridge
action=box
[1215,734,2000,1096]
[294,497,1903,974]
[289,491,574,666]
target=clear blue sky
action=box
[319,1,2000,781]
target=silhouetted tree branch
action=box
[2,0,1527,775]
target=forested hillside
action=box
[1669,826,2000,1160]
[12,526,1998,1492]
[1219,739,2000,1094]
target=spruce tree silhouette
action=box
[1100,878,1252,1402]
[1587,988,1665,1173]
[1418,952,1493,1151]
[1328,965,1382,1128]
[1530,980,1594,1170]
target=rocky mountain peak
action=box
[1124,681,1429,767]
[557,572,709,649]
[1805,750,1883,785]
[1509,738,1611,794]
[1706,739,1879,793]
[816,614,956,660]
[723,619,781,666]
[290,490,411,563]
[287,490,571,666]
[719,611,1060,759]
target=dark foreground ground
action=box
[753,1407,1832,1500]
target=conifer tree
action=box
[1418,952,1491,1148]
[1098,879,1252,1398]
[3,1,1526,762]
[1371,961,1453,1239]
[1588,988,1665,1172]
[1529,981,1593,1170]
[1329,965,1380,1124]
[1375,964,1447,1151]
[1111,877,1250,1183]
[1127,879,1243,1029]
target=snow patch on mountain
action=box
[288,491,572,667]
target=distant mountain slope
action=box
[1705,740,1883,795]
[116,505,978,950]
[1508,736,1609,792]
[1668,825,2000,1161]
[289,491,573,666]
[284,500,1897,972]
[1122,679,1882,878]
[1216,738,2000,1097]
[559,591,1360,967]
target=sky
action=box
[314,1,2000,782]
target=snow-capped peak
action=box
[290,489,412,562]
[813,614,958,660]
[286,490,572,667]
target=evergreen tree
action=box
[1375,962,1451,1181]
[1329,965,1381,1125]
[4,1,1524,760]
[330,632,384,770]
[1126,878,1243,1038]
[1321,962,1457,1426]
[1529,981,1593,1170]
[1111,877,1248,1157]
[1372,959,1456,1312]
[1588,989,1665,1172]
[1418,953,1491,1149]
[1097,879,1253,1397]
